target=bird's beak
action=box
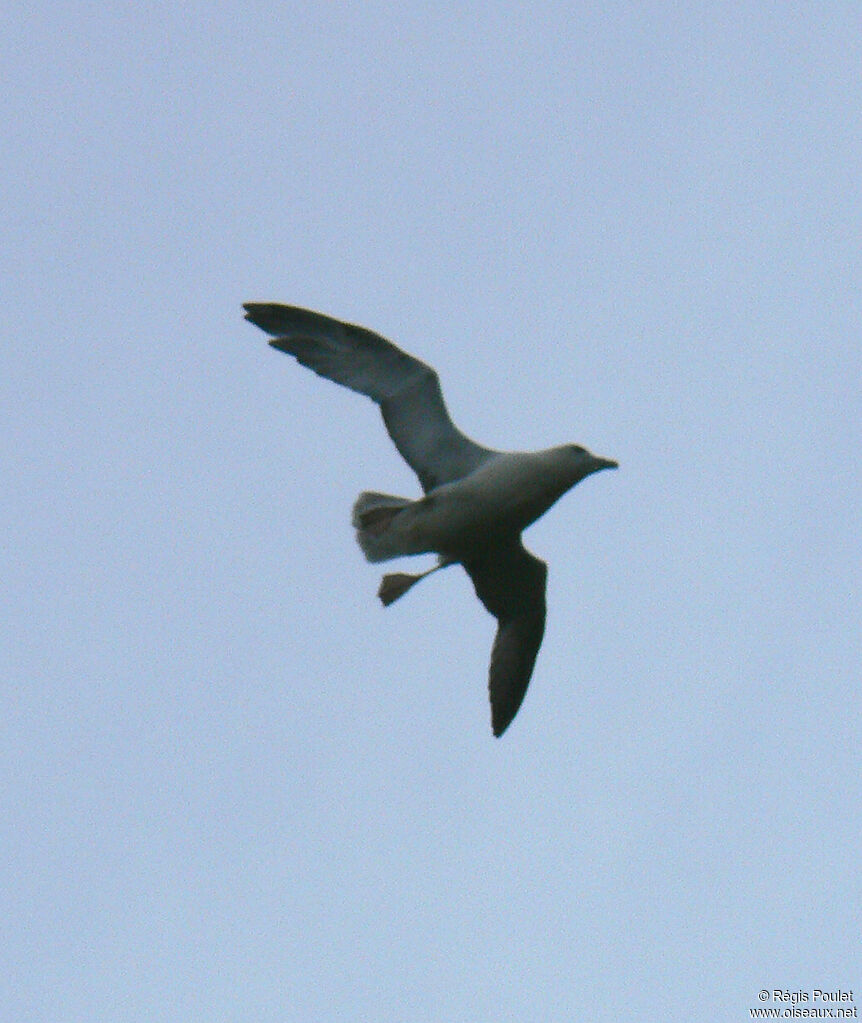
[594,457,618,471]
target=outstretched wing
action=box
[464,541,548,737]
[243,304,495,492]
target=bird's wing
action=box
[243,303,495,492]
[464,541,548,737]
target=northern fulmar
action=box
[244,303,617,737]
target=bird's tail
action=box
[352,491,415,563]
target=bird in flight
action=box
[244,303,617,737]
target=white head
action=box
[550,444,618,486]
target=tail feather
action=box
[352,491,414,563]
[352,491,412,528]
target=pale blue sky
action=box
[4,2,859,1020]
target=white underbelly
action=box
[404,453,565,553]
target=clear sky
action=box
[4,2,859,1020]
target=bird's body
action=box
[353,447,604,561]
[243,303,616,737]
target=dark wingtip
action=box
[244,303,292,335]
[491,712,511,738]
[244,304,297,346]
[243,302,268,327]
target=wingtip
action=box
[243,302,267,325]
[244,302,286,331]
[491,714,511,738]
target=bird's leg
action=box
[377,557,455,607]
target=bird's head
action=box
[555,444,618,485]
